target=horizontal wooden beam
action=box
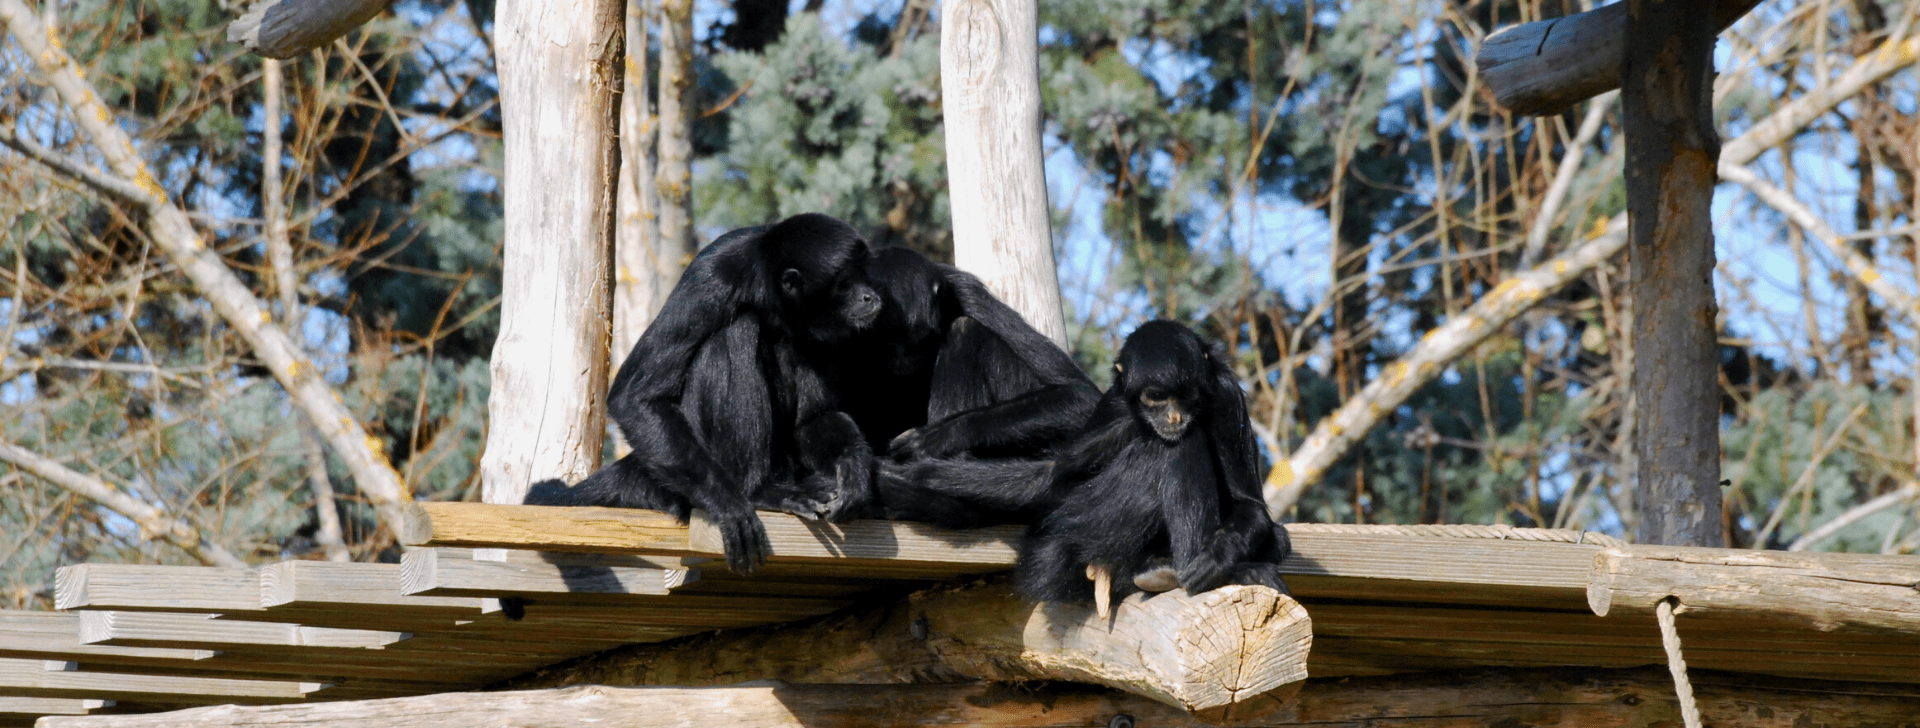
[688,511,1023,571]
[226,0,391,58]
[35,667,1920,727]
[0,613,211,665]
[1589,545,1920,634]
[1475,0,1761,115]
[260,562,480,616]
[400,503,691,554]
[0,658,320,704]
[54,565,260,613]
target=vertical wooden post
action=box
[481,0,624,505]
[614,0,664,359]
[653,0,698,277]
[1623,0,1723,546]
[941,0,1069,350]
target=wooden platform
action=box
[5,503,1920,726]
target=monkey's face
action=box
[1136,384,1197,442]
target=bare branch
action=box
[1790,482,1920,552]
[0,439,245,568]
[0,0,412,536]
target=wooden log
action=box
[225,0,391,59]
[37,667,1920,728]
[1588,546,1920,634]
[1475,0,1760,116]
[75,613,406,651]
[0,659,318,704]
[508,579,1307,723]
[398,548,693,601]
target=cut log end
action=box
[1172,586,1312,723]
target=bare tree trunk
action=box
[652,0,696,272]
[613,0,665,361]
[941,0,1068,349]
[481,0,623,506]
[1624,0,1723,546]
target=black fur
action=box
[526,213,882,574]
[848,248,1101,525]
[1014,320,1291,604]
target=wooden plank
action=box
[258,562,481,617]
[1589,545,1920,635]
[398,548,692,600]
[0,698,105,717]
[399,503,690,554]
[0,613,210,666]
[54,565,259,613]
[0,659,318,704]
[75,612,407,651]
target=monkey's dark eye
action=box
[1141,387,1170,405]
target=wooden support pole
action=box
[1623,0,1724,547]
[508,580,1309,724]
[1476,0,1761,115]
[37,667,1920,728]
[480,0,622,506]
[1588,546,1920,634]
[941,0,1068,348]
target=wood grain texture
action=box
[39,668,1920,728]
[479,0,622,506]
[1476,0,1760,115]
[0,612,211,665]
[940,0,1068,348]
[689,510,1022,569]
[1589,546,1920,634]
[54,566,260,614]
[400,503,691,554]
[258,562,480,616]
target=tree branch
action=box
[0,439,245,568]
[0,0,413,536]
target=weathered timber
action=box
[1625,0,1724,547]
[401,504,1599,603]
[1589,546,1920,634]
[1475,0,1761,115]
[53,566,258,614]
[45,668,1920,728]
[508,579,1306,723]
[226,0,391,58]
[0,659,318,704]
[0,613,211,666]
[400,503,689,554]
[75,613,405,651]
[258,561,481,617]
[398,548,693,601]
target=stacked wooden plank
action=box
[4,503,1919,726]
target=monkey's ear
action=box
[779,268,805,297]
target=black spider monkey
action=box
[840,247,1101,524]
[526,213,882,574]
[1014,320,1291,607]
